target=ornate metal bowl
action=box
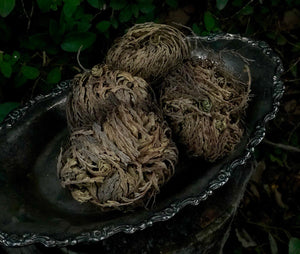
[0,34,284,247]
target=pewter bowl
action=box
[0,34,284,247]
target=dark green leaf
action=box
[49,19,58,37]
[240,5,254,15]
[212,26,221,32]
[36,0,52,12]
[110,17,119,29]
[290,65,297,78]
[63,0,80,18]
[274,147,282,155]
[11,51,20,64]
[49,19,62,44]
[74,7,93,21]
[166,0,178,8]
[269,233,278,254]
[266,32,276,40]
[289,238,300,254]
[61,32,96,52]
[3,54,11,62]
[204,11,216,31]
[292,42,300,53]
[46,45,59,55]
[138,2,155,13]
[46,67,61,84]
[50,4,58,11]
[232,0,242,7]
[77,21,92,32]
[271,0,281,6]
[136,0,153,2]
[50,0,64,11]
[119,5,132,23]
[110,0,127,10]
[216,0,229,10]
[286,0,293,5]
[277,34,287,45]
[87,0,105,9]
[260,6,269,14]
[21,66,40,80]
[136,11,154,23]
[14,73,28,88]
[0,0,15,17]
[245,23,255,35]
[201,31,210,36]
[0,102,20,122]
[0,61,12,78]
[131,4,139,18]
[21,33,48,50]
[269,154,284,167]
[192,23,201,35]
[96,20,111,32]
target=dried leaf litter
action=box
[57,23,251,210]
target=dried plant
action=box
[160,58,251,162]
[106,22,190,83]
[67,64,153,130]
[58,65,178,210]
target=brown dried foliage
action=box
[106,22,190,83]
[160,58,251,162]
[58,65,178,210]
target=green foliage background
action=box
[1,0,299,121]
[0,0,167,121]
[0,0,300,253]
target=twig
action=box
[42,51,47,67]
[283,78,300,83]
[282,57,300,75]
[263,139,300,153]
[171,22,197,37]
[31,76,41,99]
[286,90,300,95]
[221,0,254,21]
[21,0,34,30]
[244,64,251,89]
[288,122,300,143]
[77,45,89,72]
[219,49,255,65]
[92,4,107,21]
[240,211,292,240]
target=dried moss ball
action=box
[67,64,153,130]
[58,103,178,210]
[58,66,178,210]
[106,22,190,83]
[160,58,250,162]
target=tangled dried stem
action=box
[106,22,190,83]
[160,58,251,162]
